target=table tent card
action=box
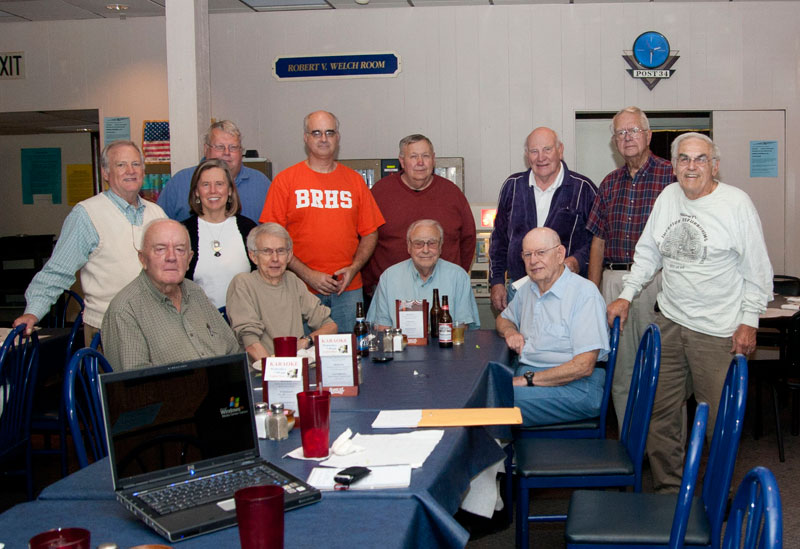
[263,356,310,415]
[395,299,428,345]
[315,333,359,396]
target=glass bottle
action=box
[268,402,289,440]
[354,302,369,357]
[438,296,453,348]
[430,289,441,339]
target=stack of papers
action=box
[307,465,411,491]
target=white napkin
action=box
[284,428,365,461]
[780,303,799,311]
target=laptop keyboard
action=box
[137,464,311,516]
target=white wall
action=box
[0,3,798,272]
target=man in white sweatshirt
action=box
[607,132,772,493]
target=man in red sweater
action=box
[361,134,476,302]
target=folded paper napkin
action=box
[285,428,365,461]
[780,303,799,311]
[784,296,800,304]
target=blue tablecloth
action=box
[24,330,515,548]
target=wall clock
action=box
[633,31,670,69]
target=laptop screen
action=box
[100,353,257,489]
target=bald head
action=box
[139,219,193,294]
[521,227,566,292]
[525,127,564,188]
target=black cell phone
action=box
[334,466,371,486]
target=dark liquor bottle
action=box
[438,296,453,348]
[430,289,441,338]
[354,302,369,357]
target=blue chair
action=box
[516,317,620,439]
[564,355,749,548]
[64,348,111,469]
[0,324,41,500]
[513,323,661,547]
[31,290,85,476]
[565,403,709,549]
[89,331,102,350]
[722,467,782,549]
[218,306,229,325]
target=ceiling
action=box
[1,0,781,21]
[0,109,99,135]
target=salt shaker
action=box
[254,402,268,439]
[392,329,405,352]
[268,402,289,440]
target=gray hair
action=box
[247,222,293,252]
[303,111,340,133]
[670,132,720,165]
[399,134,434,157]
[101,140,143,170]
[611,106,651,133]
[204,120,243,148]
[406,219,444,243]
[140,219,190,250]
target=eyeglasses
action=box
[306,129,338,139]
[253,247,289,257]
[113,161,142,170]
[614,127,646,139]
[676,154,713,167]
[406,153,433,162]
[410,239,441,250]
[521,245,559,261]
[209,144,243,154]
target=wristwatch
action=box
[524,371,535,387]
[299,335,311,348]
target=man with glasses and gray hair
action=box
[226,222,336,361]
[158,120,271,223]
[607,132,772,492]
[586,106,674,430]
[496,227,609,426]
[260,110,384,333]
[367,219,479,330]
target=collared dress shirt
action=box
[367,258,480,329]
[500,268,609,369]
[586,153,673,264]
[102,271,241,371]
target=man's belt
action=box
[604,263,633,271]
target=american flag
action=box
[143,120,171,162]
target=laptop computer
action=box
[99,353,321,542]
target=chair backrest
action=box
[595,317,620,437]
[0,325,41,458]
[218,306,229,325]
[44,289,84,328]
[64,347,110,468]
[722,466,783,549]
[668,402,709,549]
[62,291,85,365]
[619,323,661,491]
[772,274,800,297]
[89,331,102,351]
[701,354,748,547]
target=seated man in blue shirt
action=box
[367,219,479,330]
[496,227,609,426]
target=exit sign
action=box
[1,52,24,79]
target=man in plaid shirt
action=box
[586,106,674,429]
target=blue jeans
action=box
[315,288,363,334]
[513,365,605,427]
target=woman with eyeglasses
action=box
[181,159,256,309]
[226,222,337,361]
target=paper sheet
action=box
[761,308,797,318]
[307,465,411,490]
[371,409,422,428]
[320,430,444,468]
[371,408,522,428]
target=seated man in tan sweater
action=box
[227,222,337,361]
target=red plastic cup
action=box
[234,485,285,549]
[273,336,297,357]
[296,390,331,458]
[29,527,90,549]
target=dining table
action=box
[1,329,516,548]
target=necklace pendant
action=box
[212,239,222,257]
[214,251,221,257]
